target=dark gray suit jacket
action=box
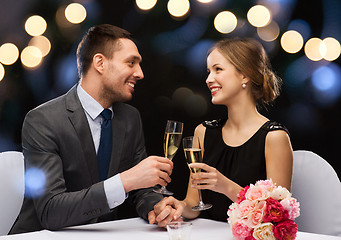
[10,85,163,234]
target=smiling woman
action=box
[208,38,281,107]
[178,38,293,222]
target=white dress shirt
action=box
[77,84,126,209]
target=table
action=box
[2,217,341,240]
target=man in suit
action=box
[10,24,183,234]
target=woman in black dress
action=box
[148,38,293,226]
[179,38,293,221]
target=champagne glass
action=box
[154,120,184,195]
[183,136,212,211]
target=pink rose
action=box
[238,200,255,219]
[255,179,274,191]
[280,198,300,220]
[237,185,250,204]
[263,198,288,223]
[273,220,298,240]
[232,220,252,240]
[245,185,270,201]
[246,201,266,228]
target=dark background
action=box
[0,0,340,200]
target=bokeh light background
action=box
[0,0,340,199]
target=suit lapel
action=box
[108,104,126,176]
[66,85,99,183]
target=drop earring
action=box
[242,83,246,89]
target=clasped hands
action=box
[121,157,225,227]
[147,162,227,227]
[148,196,185,227]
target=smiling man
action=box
[10,24,182,234]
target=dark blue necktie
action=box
[97,109,113,181]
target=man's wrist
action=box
[120,170,133,193]
[103,174,126,209]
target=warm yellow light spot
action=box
[321,37,340,61]
[167,0,190,18]
[21,46,43,68]
[319,41,327,59]
[280,30,304,54]
[25,15,47,36]
[257,21,279,42]
[305,38,323,61]
[0,43,19,65]
[0,63,4,82]
[65,3,87,24]
[29,36,51,57]
[136,0,157,10]
[197,0,213,3]
[247,5,271,27]
[214,11,237,34]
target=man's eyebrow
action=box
[127,55,142,62]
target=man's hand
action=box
[120,156,173,193]
[148,196,185,228]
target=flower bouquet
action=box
[227,179,300,240]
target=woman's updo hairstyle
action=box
[213,38,282,105]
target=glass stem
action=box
[198,189,204,204]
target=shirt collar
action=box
[77,84,113,120]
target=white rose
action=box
[253,222,276,240]
[227,202,239,225]
[270,186,291,200]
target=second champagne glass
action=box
[183,136,212,211]
[153,120,183,195]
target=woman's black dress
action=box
[198,119,289,222]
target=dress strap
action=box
[202,119,227,128]
[202,119,289,135]
[261,121,290,135]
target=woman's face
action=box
[206,49,247,106]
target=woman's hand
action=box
[189,163,229,195]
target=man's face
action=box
[101,38,144,103]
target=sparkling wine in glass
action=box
[154,120,183,195]
[183,136,212,211]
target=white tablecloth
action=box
[2,217,341,240]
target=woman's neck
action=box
[224,100,267,131]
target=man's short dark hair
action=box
[76,24,133,78]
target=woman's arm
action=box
[265,130,293,191]
[181,176,201,219]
